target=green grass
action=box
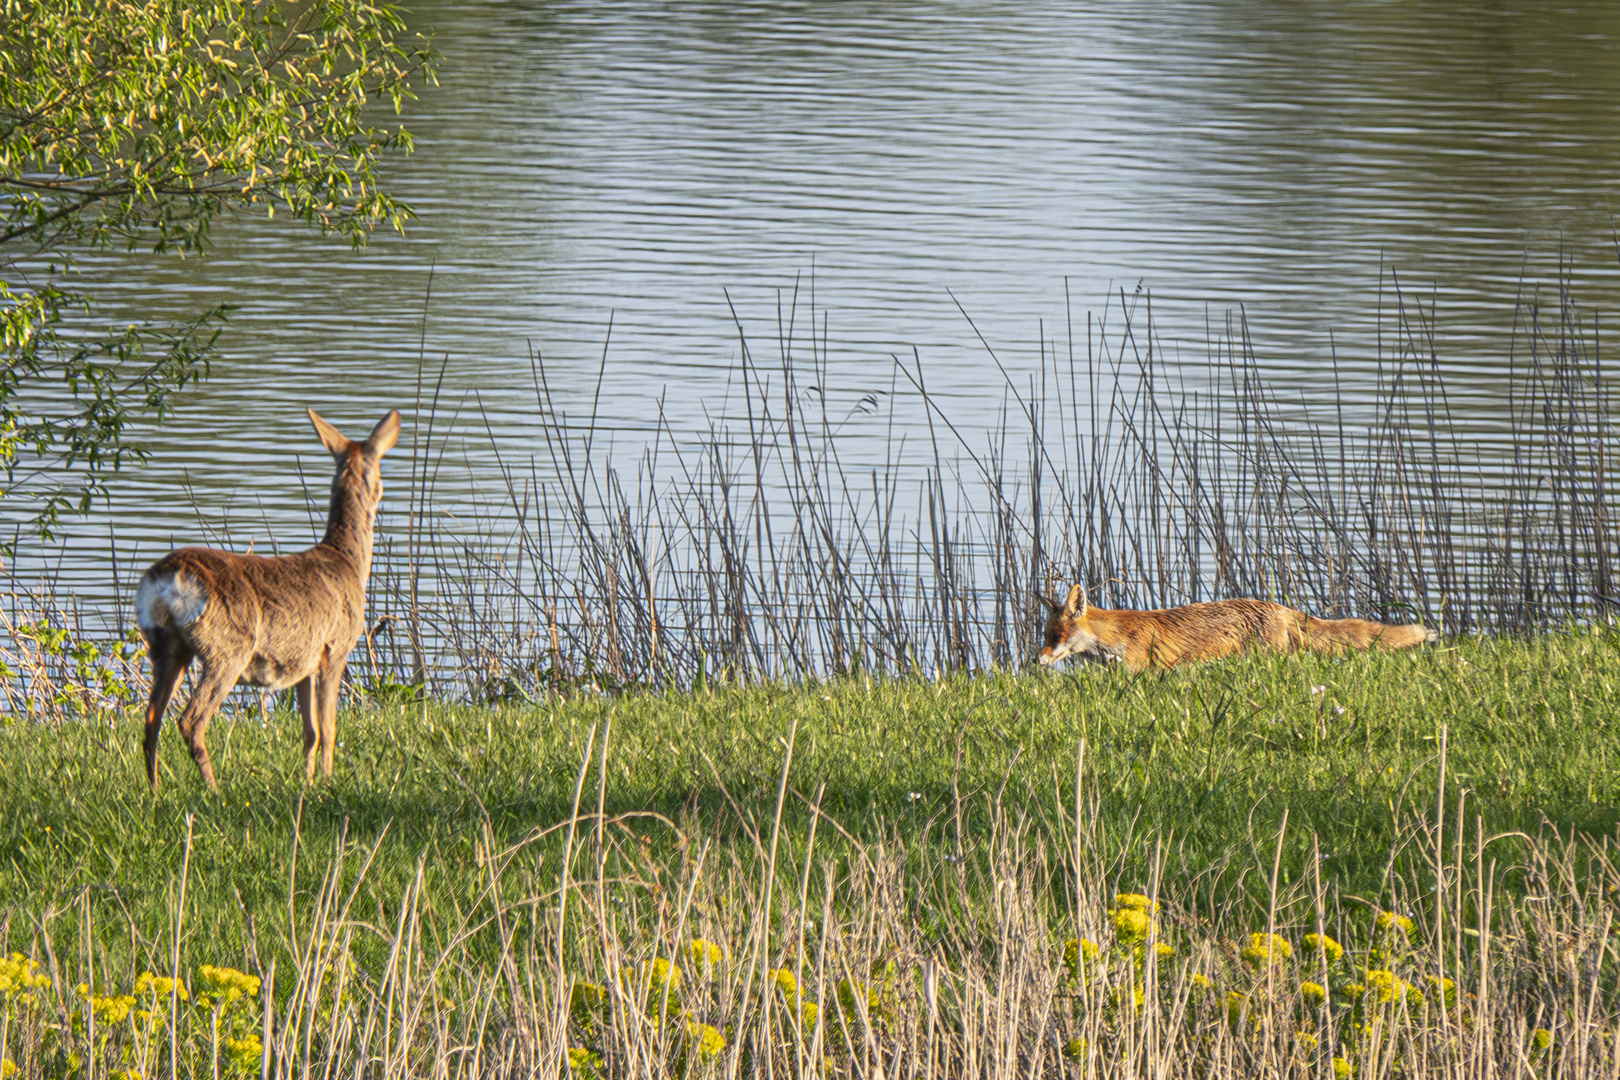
[1,628,1618,1076]
[4,628,1617,960]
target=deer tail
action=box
[136,568,210,633]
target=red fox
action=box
[1037,584,1438,672]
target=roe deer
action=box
[1038,583,1438,672]
[135,408,400,789]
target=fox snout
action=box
[1039,630,1119,667]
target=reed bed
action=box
[349,266,1616,701]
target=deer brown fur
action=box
[1037,583,1437,672]
[135,409,400,789]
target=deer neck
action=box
[319,480,377,585]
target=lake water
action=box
[24,0,1620,641]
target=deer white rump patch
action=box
[136,570,210,631]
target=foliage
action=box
[0,0,434,536]
[0,607,146,718]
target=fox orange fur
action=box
[1037,584,1437,672]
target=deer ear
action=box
[1063,583,1088,616]
[366,410,401,456]
[308,408,352,458]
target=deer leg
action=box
[315,652,348,778]
[142,628,194,790]
[173,660,242,792]
[296,675,317,781]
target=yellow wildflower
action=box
[1332,1057,1353,1079]
[1062,1037,1087,1061]
[1062,937,1100,975]
[1242,933,1293,966]
[223,1034,262,1073]
[1190,973,1214,991]
[865,957,900,1006]
[0,1060,14,1080]
[1303,933,1344,963]
[685,1019,726,1059]
[768,968,798,1000]
[91,993,137,1026]
[1155,941,1175,961]
[688,939,724,972]
[1532,1028,1553,1051]
[1113,907,1152,945]
[1301,981,1327,1006]
[0,953,50,993]
[1113,893,1158,913]
[1108,894,1158,945]
[760,969,819,1029]
[134,972,188,1000]
[645,957,680,994]
[198,965,260,1006]
[1375,911,1414,935]
[197,966,259,1021]
[836,978,863,1012]
[1297,1029,1320,1050]
[1363,969,1407,1002]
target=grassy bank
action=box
[1,628,1618,1076]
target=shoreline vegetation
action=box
[362,265,1611,702]
[1,270,1617,1075]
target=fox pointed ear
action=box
[366,410,401,456]
[1038,592,1061,613]
[308,408,353,458]
[1063,583,1088,616]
